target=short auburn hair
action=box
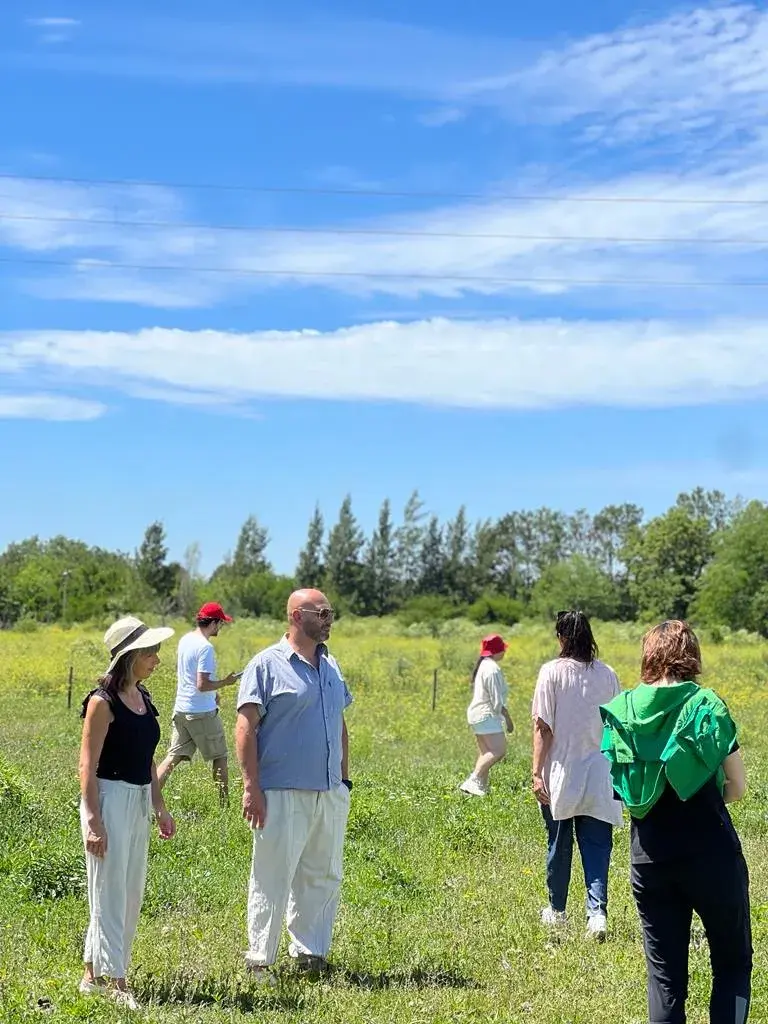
[641,620,702,684]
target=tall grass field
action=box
[1,618,767,1023]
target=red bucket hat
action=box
[480,633,508,657]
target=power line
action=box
[2,210,768,246]
[2,170,768,207]
[1,254,767,288]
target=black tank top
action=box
[82,685,161,786]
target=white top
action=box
[531,656,623,825]
[174,630,218,714]
[467,658,508,724]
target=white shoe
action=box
[245,961,277,987]
[110,989,140,1010]
[586,912,607,941]
[78,978,105,996]
[540,906,567,927]
[459,776,487,797]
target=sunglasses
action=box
[300,606,335,622]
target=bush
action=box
[467,594,525,627]
[397,596,462,633]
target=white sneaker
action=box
[110,989,140,1011]
[586,912,607,940]
[245,961,277,987]
[78,978,105,996]
[540,906,567,927]
[459,776,487,797]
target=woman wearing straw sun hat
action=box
[77,616,176,1010]
[459,633,514,797]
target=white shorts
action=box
[471,716,505,735]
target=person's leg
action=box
[286,784,351,963]
[212,757,229,805]
[191,712,229,805]
[541,804,574,915]
[120,786,152,989]
[688,854,752,1024]
[472,732,507,786]
[156,716,195,789]
[631,861,692,1024]
[246,789,313,968]
[80,781,133,985]
[574,816,613,920]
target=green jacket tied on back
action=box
[599,682,738,820]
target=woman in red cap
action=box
[459,633,514,796]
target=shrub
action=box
[467,594,525,627]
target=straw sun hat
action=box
[104,615,175,674]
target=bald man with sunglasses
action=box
[234,588,352,981]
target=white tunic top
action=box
[467,658,508,725]
[531,656,624,826]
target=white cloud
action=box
[3,164,768,312]
[457,4,768,149]
[26,18,80,27]
[0,392,104,420]
[3,317,768,411]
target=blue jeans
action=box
[541,805,613,917]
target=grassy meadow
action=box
[1,617,767,1024]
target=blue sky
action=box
[2,0,768,575]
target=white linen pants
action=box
[80,779,152,979]
[246,785,350,966]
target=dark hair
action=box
[641,620,701,684]
[80,645,159,717]
[556,610,598,665]
[470,655,490,685]
[196,616,217,628]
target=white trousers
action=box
[246,785,350,966]
[80,779,151,979]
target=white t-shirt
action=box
[467,658,509,724]
[174,631,218,714]
[531,656,623,826]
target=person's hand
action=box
[156,809,176,840]
[505,716,515,734]
[532,774,550,805]
[223,672,240,686]
[243,787,267,829]
[85,823,107,858]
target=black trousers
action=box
[631,854,752,1024]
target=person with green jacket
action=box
[600,620,752,1024]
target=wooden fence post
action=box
[67,665,74,710]
[432,668,438,711]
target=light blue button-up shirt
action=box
[236,635,353,791]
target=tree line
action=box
[1,488,767,636]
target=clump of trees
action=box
[1,488,766,636]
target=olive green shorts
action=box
[167,709,228,762]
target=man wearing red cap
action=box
[157,602,239,804]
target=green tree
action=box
[361,499,397,615]
[394,490,426,600]
[136,521,175,601]
[531,555,620,621]
[418,516,447,596]
[296,505,325,588]
[626,506,712,620]
[324,495,365,606]
[694,500,768,635]
[232,515,270,576]
[444,506,472,604]
[592,503,644,579]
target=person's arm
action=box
[723,750,746,803]
[235,704,267,828]
[150,762,176,838]
[532,717,554,805]
[341,718,349,779]
[197,671,239,692]
[79,696,112,857]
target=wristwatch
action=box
[341,779,353,791]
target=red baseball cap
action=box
[197,602,233,623]
[480,633,508,656]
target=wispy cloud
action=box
[25,16,80,46]
[3,317,768,412]
[458,4,768,154]
[0,392,104,420]
[26,18,80,27]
